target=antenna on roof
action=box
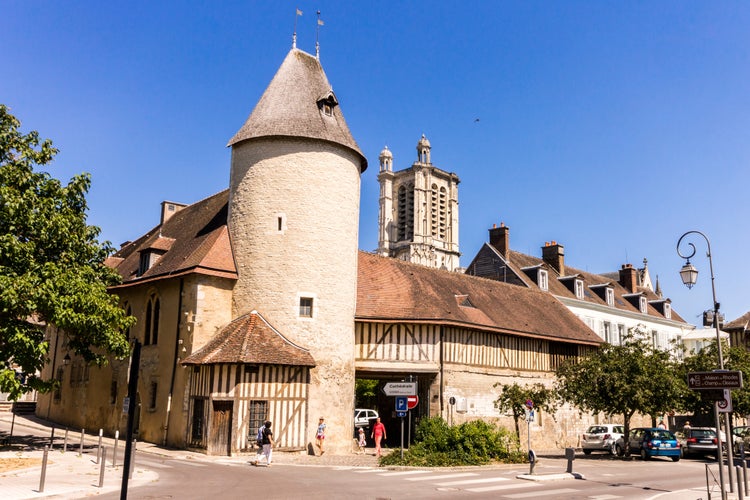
[293,7,302,49]
[316,11,324,60]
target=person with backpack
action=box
[251,421,274,466]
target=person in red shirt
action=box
[371,417,387,457]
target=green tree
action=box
[555,325,682,454]
[494,382,557,443]
[678,340,750,420]
[0,105,133,400]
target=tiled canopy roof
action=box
[356,252,602,346]
[181,311,315,366]
[228,48,367,172]
[107,190,236,287]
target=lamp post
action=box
[677,230,733,498]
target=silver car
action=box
[582,424,625,455]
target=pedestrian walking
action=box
[371,417,387,457]
[316,417,326,456]
[357,427,367,454]
[252,421,274,466]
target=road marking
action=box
[378,470,432,477]
[435,477,510,486]
[588,495,622,499]
[406,473,478,481]
[502,487,578,498]
[353,468,385,473]
[466,482,538,493]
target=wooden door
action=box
[209,400,233,456]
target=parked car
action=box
[677,427,718,458]
[582,424,624,455]
[354,408,379,427]
[732,426,750,454]
[626,427,681,462]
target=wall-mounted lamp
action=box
[62,353,71,366]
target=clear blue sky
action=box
[3,2,749,327]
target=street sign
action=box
[407,395,419,410]
[397,411,407,418]
[687,371,743,390]
[699,389,726,401]
[718,389,733,413]
[122,396,130,414]
[395,396,407,412]
[383,382,417,396]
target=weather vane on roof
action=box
[316,10,324,60]
[293,8,302,49]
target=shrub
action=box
[380,417,525,467]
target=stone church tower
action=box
[377,135,460,270]
[227,48,367,452]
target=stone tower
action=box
[377,135,460,270]
[227,48,367,453]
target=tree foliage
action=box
[555,325,683,453]
[678,340,750,418]
[0,105,133,399]
[494,382,557,443]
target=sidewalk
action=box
[0,413,382,499]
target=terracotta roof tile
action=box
[356,252,602,345]
[108,190,237,287]
[181,311,315,366]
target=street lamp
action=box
[677,230,733,498]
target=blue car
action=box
[627,427,681,461]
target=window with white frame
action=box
[606,288,614,307]
[639,296,648,314]
[664,302,671,319]
[574,279,584,299]
[617,324,626,345]
[538,269,549,291]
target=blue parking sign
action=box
[395,396,407,411]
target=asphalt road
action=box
[97,450,730,500]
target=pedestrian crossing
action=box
[337,466,627,498]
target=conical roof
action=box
[228,49,367,172]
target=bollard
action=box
[738,466,745,500]
[565,447,576,474]
[98,448,107,488]
[79,428,85,457]
[128,439,137,479]
[113,430,119,467]
[97,429,103,464]
[39,445,49,493]
[528,449,537,475]
[63,428,69,453]
[49,426,55,449]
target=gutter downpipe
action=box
[163,278,184,446]
[439,325,444,419]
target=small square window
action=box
[299,297,313,317]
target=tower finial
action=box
[293,8,302,49]
[316,11,324,60]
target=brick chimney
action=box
[488,222,510,259]
[619,264,638,293]
[542,241,565,275]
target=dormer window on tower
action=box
[317,90,338,117]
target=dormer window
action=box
[574,279,584,299]
[639,296,648,314]
[606,288,614,307]
[589,283,615,306]
[138,250,165,276]
[539,269,548,291]
[664,302,671,319]
[317,90,338,118]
